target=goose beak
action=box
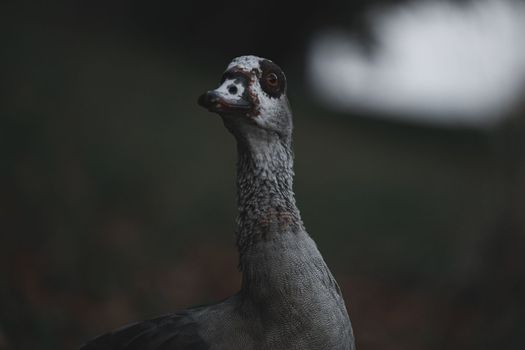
[198,91,252,114]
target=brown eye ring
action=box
[259,59,286,98]
[266,72,279,88]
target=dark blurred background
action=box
[1,0,524,349]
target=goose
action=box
[81,55,355,350]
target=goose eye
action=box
[266,73,279,88]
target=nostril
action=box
[228,85,238,95]
[207,91,219,103]
[198,91,220,108]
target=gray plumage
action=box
[81,55,355,350]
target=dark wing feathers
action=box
[80,313,209,350]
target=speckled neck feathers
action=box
[234,128,304,266]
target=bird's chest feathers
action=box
[242,235,341,312]
[239,236,348,348]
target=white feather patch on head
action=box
[227,55,263,72]
[214,78,246,101]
